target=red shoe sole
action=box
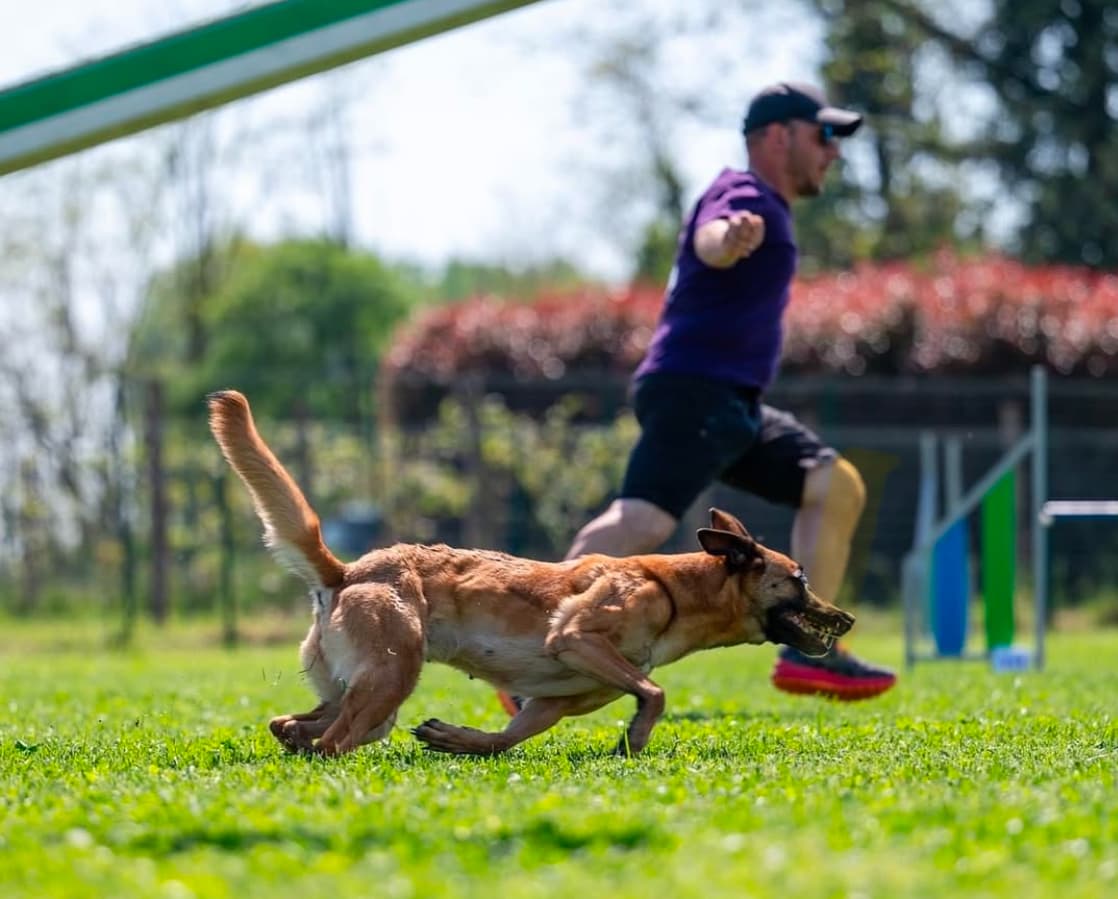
[772,662,896,701]
[496,691,521,717]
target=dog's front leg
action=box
[413,695,579,756]
[546,632,665,756]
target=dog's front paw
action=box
[612,729,649,758]
[412,718,507,756]
[411,717,452,751]
[613,738,638,758]
[411,718,473,754]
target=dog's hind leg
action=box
[273,703,397,754]
[412,695,582,755]
[311,668,412,756]
[314,658,420,756]
[311,581,425,756]
[270,702,340,753]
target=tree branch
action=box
[875,0,1075,108]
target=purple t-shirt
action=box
[634,169,797,391]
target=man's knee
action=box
[567,498,677,558]
[614,498,679,548]
[804,457,866,519]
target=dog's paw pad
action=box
[412,719,464,752]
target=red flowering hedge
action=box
[785,253,1118,377]
[382,253,1118,417]
[382,285,661,383]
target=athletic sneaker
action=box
[771,643,896,700]
[496,691,523,716]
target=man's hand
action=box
[694,212,765,268]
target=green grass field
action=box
[2,619,1116,899]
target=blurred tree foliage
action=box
[195,239,415,422]
[801,0,976,270]
[130,240,597,423]
[430,258,590,303]
[564,1,730,285]
[818,0,1117,268]
[878,0,1118,267]
[379,394,638,556]
[129,237,420,421]
[128,235,248,379]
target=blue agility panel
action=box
[931,518,970,656]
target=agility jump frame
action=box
[901,366,1110,671]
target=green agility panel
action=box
[0,0,544,175]
[981,470,1016,649]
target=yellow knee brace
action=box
[803,457,867,602]
[820,457,867,537]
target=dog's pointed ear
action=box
[697,527,763,572]
[708,507,753,541]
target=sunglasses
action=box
[786,119,837,146]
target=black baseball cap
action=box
[742,82,863,136]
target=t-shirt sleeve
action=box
[694,180,769,230]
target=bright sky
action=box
[0,0,823,281]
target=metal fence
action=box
[3,373,1116,626]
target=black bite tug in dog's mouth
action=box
[766,602,855,657]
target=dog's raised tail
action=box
[207,390,345,589]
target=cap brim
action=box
[817,107,863,136]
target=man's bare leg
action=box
[565,498,677,560]
[791,458,865,602]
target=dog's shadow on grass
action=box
[661,707,833,724]
[663,709,747,724]
[126,825,349,856]
[123,815,665,859]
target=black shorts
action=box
[620,372,837,519]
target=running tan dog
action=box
[208,390,855,757]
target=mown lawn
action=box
[1,620,1116,899]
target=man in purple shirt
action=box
[563,83,895,702]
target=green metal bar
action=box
[0,0,545,175]
[981,469,1016,650]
